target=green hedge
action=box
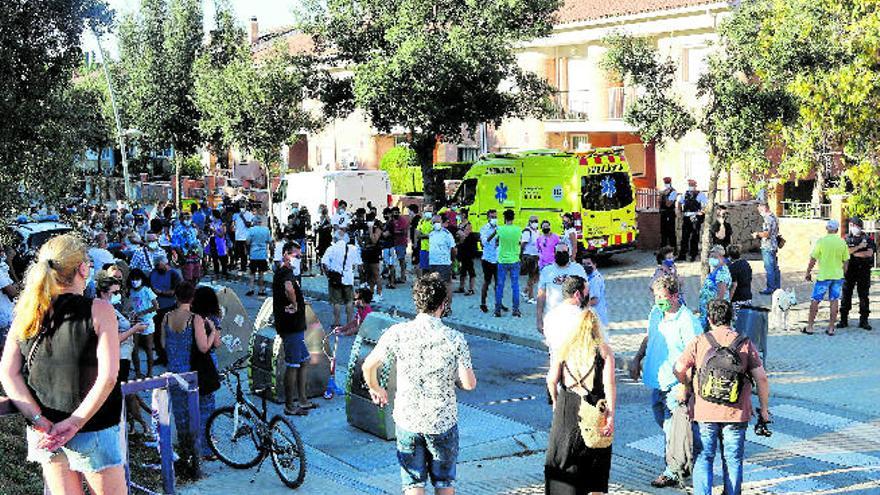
[380,146,422,194]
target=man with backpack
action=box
[674,299,771,495]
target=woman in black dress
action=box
[545,310,617,495]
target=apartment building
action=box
[248,0,742,194]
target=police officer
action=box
[658,177,678,253]
[839,217,876,330]
[676,178,707,262]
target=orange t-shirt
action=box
[677,328,763,423]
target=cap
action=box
[663,177,672,184]
[687,178,697,185]
[849,217,864,228]
[827,219,840,231]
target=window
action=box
[457,146,479,162]
[682,149,710,184]
[571,135,590,151]
[581,173,634,211]
[451,178,477,207]
[394,135,410,147]
[683,46,711,83]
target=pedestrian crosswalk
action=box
[624,403,880,494]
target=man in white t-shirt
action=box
[520,215,541,303]
[88,232,116,270]
[561,212,579,261]
[322,234,363,327]
[536,243,586,335]
[542,274,590,355]
[232,204,254,272]
[332,200,352,232]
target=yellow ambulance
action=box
[450,147,638,258]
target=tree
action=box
[380,146,422,195]
[300,0,558,204]
[0,0,113,232]
[601,28,795,270]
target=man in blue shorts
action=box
[273,241,316,415]
[804,220,850,335]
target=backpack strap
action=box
[703,331,722,350]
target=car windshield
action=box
[27,229,72,251]
[451,178,477,207]
[581,173,633,211]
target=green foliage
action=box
[379,146,422,194]
[300,0,559,202]
[178,154,203,177]
[0,0,113,235]
[115,0,203,156]
[843,162,880,220]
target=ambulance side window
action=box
[453,178,477,207]
[581,173,634,210]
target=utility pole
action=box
[92,28,132,198]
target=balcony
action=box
[549,90,591,121]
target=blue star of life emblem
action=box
[600,176,616,198]
[495,183,508,203]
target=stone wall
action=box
[636,200,763,253]
[777,217,830,271]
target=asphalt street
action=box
[175,273,880,494]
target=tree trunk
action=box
[413,134,436,206]
[812,160,825,206]
[699,158,723,278]
[263,163,274,235]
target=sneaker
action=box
[374,294,384,302]
[512,310,522,318]
[650,475,678,488]
[494,310,502,318]
[859,321,873,331]
[454,288,466,294]
[526,297,537,305]
[501,305,510,312]
[480,304,488,313]
[837,319,849,329]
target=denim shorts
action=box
[394,245,407,261]
[812,279,844,301]
[27,424,124,473]
[281,331,310,367]
[396,424,459,490]
[383,248,397,266]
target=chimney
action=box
[249,16,259,45]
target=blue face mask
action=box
[708,257,720,268]
[663,259,675,268]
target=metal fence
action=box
[635,187,755,211]
[780,201,832,219]
[636,188,660,210]
[549,90,591,120]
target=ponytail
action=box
[10,234,88,340]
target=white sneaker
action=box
[526,297,537,305]
[374,294,384,302]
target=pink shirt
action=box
[537,233,561,268]
[356,304,373,325]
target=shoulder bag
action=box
[326,244,349,287]
[564,355,613,449]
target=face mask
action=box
[131,280,143,289]
[148,241,159,250]
[338,208,346,214]
[851,226,862,236]
[688,186,697,192]
[367,221,375,228]
[655,297,672,313]
[542,227,551,234]
[183,220,192,226]
[110,294,122,305]
[433,223,442,231]
[663,259,675,268]
[423,212,433,219]
[554,252,570,266]
[664,183,672,189]
[530,221,539,229]
[94,223,104,231]
[708,257,720,268]
[584,265,595,275]
[489,218,497,226]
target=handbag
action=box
[327,244,349,287]
[190,316,221,395]
[564,358,614,449]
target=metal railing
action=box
[635,187,756,211]
[549,90,591,120]
[636,188,660,210]
[780,201,832,219]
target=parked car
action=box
[9,215,72,279]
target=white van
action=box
[272,170,393,223]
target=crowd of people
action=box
[0,188,875,495]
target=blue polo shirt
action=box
[642,305,702,391]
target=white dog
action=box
[770,288,798,331]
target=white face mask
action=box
[148,241,159,250]
[110,294,122,305]
[423,212,433,219]
[489,218,497,226]
[850,225,862,235]
[688,186,697,192]
[433,223,442,231]
[367,221,374,228]
[131,280,143,289]
[530,221,539,229]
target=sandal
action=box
[284,406,309,416]
[801,327,815,335]
[825,328,835,336]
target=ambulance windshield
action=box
[581,173,633,211]
[452,178,477,207]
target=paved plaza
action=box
[176,249,880,494]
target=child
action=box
[127,268,160,377]
[338,287,373,336]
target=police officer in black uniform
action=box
[658,177,678,253]
[839,217,876,330]
[677,178,707,262]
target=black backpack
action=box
[697,333,751,404]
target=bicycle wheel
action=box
[206,406,263,468]
[268,415,307,489]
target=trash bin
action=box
[735,305,768,364]
[199,283,253,370]
[248,297,331,403]
[345,312,404,440]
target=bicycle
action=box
[206,356,307,489]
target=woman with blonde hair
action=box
[545,310,616,495]
[0,234,125,495]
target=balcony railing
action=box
[549,90,590,120]
[781,201,832,220]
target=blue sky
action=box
[83,0,298,58]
